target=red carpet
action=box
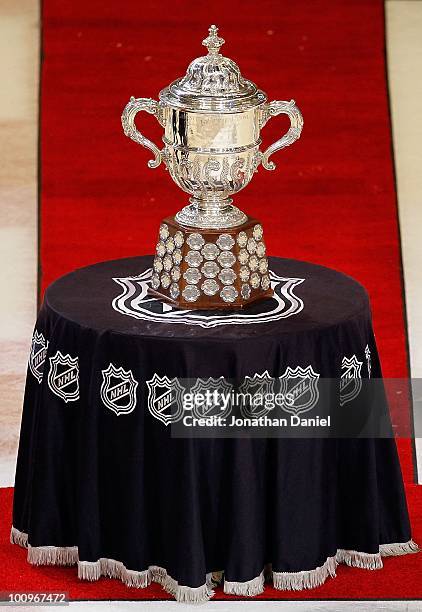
[11,0,416,600]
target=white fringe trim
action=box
[380,539,419,557]
[10,526,419,598]
[271,540,420,591]
[336,549,382,570]
[273,555,337,590]
[77,561,214,603]
[150,566,214,603]
[78,559,151,588]
[224,570,265,596]
[28,544,79,566]
[10,526,28,548]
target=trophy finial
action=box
[202,25,225,55]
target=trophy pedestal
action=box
[149,216,273,310]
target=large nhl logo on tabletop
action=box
[239,371,275,419]
[340,354,363,406]
[47,350,79,402]
[190,377,233,420]
[29,330,49,383]
[146,373,184,426]
[100,363,138,416]
[112,269,304,329]
[279,365,320,415]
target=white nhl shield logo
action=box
[279,365,320,415]
[47,350,79,402]
[29,330,48,383]
[190,377,233,419]
[146,373,184,426]
[100,363,138,416]
[239,371,275,418]
[340,355,363,406]
[112,268,305,328]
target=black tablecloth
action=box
[12,256,416,602]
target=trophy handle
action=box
[260,99,303,171]
[121,97,163,168]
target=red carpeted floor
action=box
[4,0,420,601]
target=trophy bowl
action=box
[121,25,303,308]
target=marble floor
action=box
[0,0,38,482]
[0,0,420,609]
[386,0,422,483]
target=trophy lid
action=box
[159,25,267,113]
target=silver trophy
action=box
[122,25,303,308]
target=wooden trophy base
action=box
[149,216,273,310]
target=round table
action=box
[11,256,417,603]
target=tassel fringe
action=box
[10,526,419,598]
[151,566,214,603]
[78,560,101,581]
[273,555,337,591]
[336,549,382,570]
[77,561,212,603]
[78,559,151,588]
[224,570,265,596]
[28,544,78,566]
[10,526,28,548]
[380,539,419,557]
